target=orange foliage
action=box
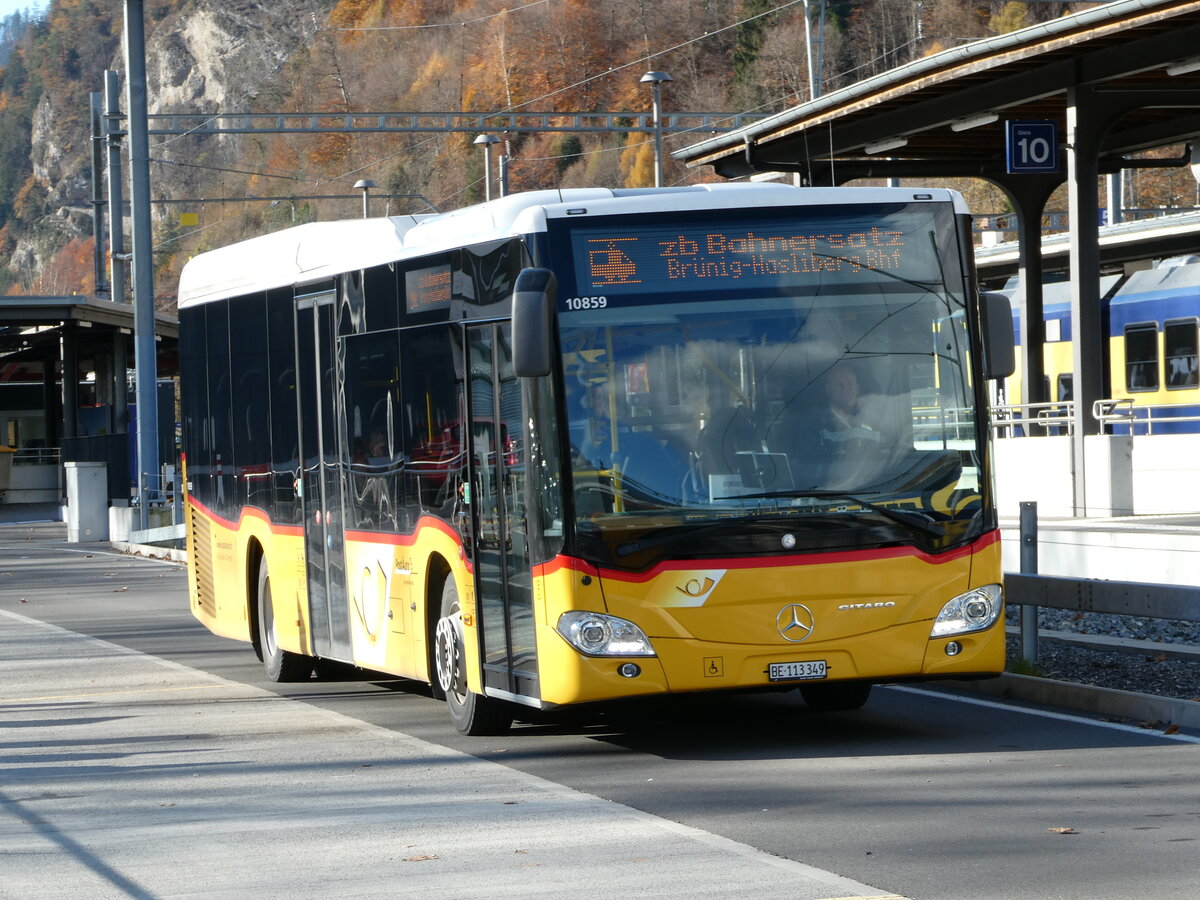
[329,0,379,28]
[620,138,656,189]
[26,237,95,296]
[308,132,353,174]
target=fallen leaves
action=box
[403,855,438,862]
[1048,826,1078,835]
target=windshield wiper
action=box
[721,489,946,537]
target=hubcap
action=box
[434,614,464,696]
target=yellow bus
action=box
[178,185,1013,734]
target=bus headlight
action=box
[556,611,656,657]
[931,584,1003,637]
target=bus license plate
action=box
[768,660,827,682]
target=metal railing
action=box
[1007,501,1199,666]
[991,398,1200,438]
[990,401,1077,437]
[1092,398,1200,435]
[12,447,61,465]
[910,405,976,443]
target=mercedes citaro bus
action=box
[178,184,1014,734]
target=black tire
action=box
[433,579,512,736]
[257,557,313,682]
[800,682,872,712]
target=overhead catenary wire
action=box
[147,1,822,208]
[314,0,813,193]
[153,2,845,217]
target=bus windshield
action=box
[554,201,982,565]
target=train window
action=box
[1164,318,1199,390]
[1056,374,1073,402]
[1124,323,1159,392]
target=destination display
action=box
[566,207,945,302]
[405,263,453,312]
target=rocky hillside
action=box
[1,0,1191,304]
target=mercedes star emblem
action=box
[776,603,815,643]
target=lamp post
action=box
[474,134,501,201]
[640,71,672,188]
[353,179,375,218]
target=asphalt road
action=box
[3,522,1198,900]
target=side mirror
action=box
[981,291,1015,380]
[512,268,556,378]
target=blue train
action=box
[1004,256,1200,434]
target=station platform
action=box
[0,502,61,525]
[998,513,1200,585]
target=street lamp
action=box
[353,179,375,218]
[474,134,502,201]
[640,71,673,188]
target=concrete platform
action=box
[0,609,897,899]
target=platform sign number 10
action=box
[1006,120,1059,174]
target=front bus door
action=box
[295,287,352,660]
[465,323,540,704]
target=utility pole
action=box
[353,179,374,218]
[104,71,127,307]
[803,0,827,101]
[88,93,109,300]
[640,71,672,187]
[474,134,501,200]
[124,0,159,530]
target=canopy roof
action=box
[677,0,1200,185]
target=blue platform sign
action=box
[1006,120,1059,174]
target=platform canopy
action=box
[677,0,1200,186]
[0,295,177,472]
[0,295,176,372]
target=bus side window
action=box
[1164,318,1199,389]
[266,287,299,524]
[1124,323,1159,392]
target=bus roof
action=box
[176,184,966,308]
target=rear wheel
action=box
[257,557,312,682]
[800,682,872,712]
[434,579,512,735]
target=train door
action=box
[295,287,352,660]
[464,322,539,702]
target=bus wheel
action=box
[800,682,872,712]
[434,579,512,736]
[257,558,312,682]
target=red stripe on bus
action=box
[343,516,461,547]
[187,497,304,536]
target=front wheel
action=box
[257,557,312,682]
[800,682,872,712]
[434,579,512,735]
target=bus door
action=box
[295,288,352,660]
[464,323,539,703]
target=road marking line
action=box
[890,685,1200,744]
[0,683,249,703]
